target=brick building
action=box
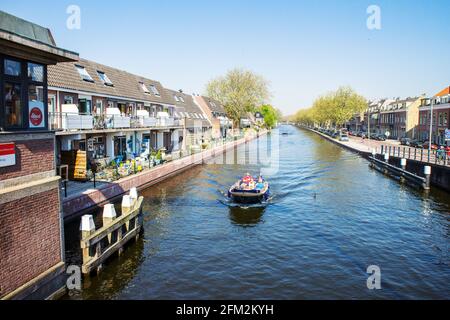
[418,86,450,144]
[193,95,231,140]
[0,11,78,299]
[379,97,422,139]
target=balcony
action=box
[106,115,131,129]
[49,112,94,131]
[50,113,182,132]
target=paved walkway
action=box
[312,129,450,167]
[61,180,109,198]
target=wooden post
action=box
[401,158,407,171]
[424,166,431,190]
[80,215,95,265]
[103,204,117,244]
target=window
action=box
[149,85,160,96]
[4,82,22,128]
[174,95,179,102]
[179,96,185,103]
[97,71,113,86]
[4,59,21,76]
[95,99,104,115]
[140,82,151,94]
[64,95,74,104]
[75,65,94,82]
[28,63,44,82]
[28,85,45,128]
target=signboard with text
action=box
[0,143,16,168]
[29,100,45,128]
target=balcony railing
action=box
[49,112,183,131]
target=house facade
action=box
[193,95,232,139]
[47,58,185,180]
[166,89,212,150]
[379,97,421,139]
[0,11,79,299]
[418,86,450,144]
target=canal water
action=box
[64,125,450,300]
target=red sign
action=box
[29,107,43,127]
[0,143,16,167]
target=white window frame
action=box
[75,65,94,82]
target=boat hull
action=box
[228,186,270,204]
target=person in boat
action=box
[242,173,253,184]
[255,176,265,190]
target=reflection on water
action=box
[64,125,450,300]
[228,207,265,227]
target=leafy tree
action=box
[206,68,270,127]
[293,86,367,128]
[258,104,280,128]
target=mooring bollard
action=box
[122,195,134,215]
[401,158,407,170]
[80,215,95,264]
[424,166,431,190]
[103,204,117,244]
[130,187,138,202]
[103,204,117,225]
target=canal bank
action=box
[298,126,450,193]
[63,131,266,221]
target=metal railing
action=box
[380,144,450,167]
[49,112,183,131]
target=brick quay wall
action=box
[63,133,265,221]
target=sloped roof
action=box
[48,58,174,105]
[166,89,204,115]
[0,10,56,46]
[0,11,78,63]
[435,86,450,97]
[201,96,226,114]
[166,89,211,127]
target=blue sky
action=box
[2,0,449,115]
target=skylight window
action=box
[149,85,160,96]
[179,96,185,103]
[140,82,151,94]
[97,71,113,86]
[174,95,180,102]
[75,65,94,82]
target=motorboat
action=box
[228,175,270,204]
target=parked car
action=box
[400,138,411,146]
[339,133,349,142]
[423,141,438,150]
[410,140,423,148]
[371,134,386,141]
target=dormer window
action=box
[149,85,160,96]
[140,82,151,94]
[75,65,94,82]
[97,71,113,86]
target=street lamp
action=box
[428,96,435,162]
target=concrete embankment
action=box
[63,133,264,221]
[298,126,450,193]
